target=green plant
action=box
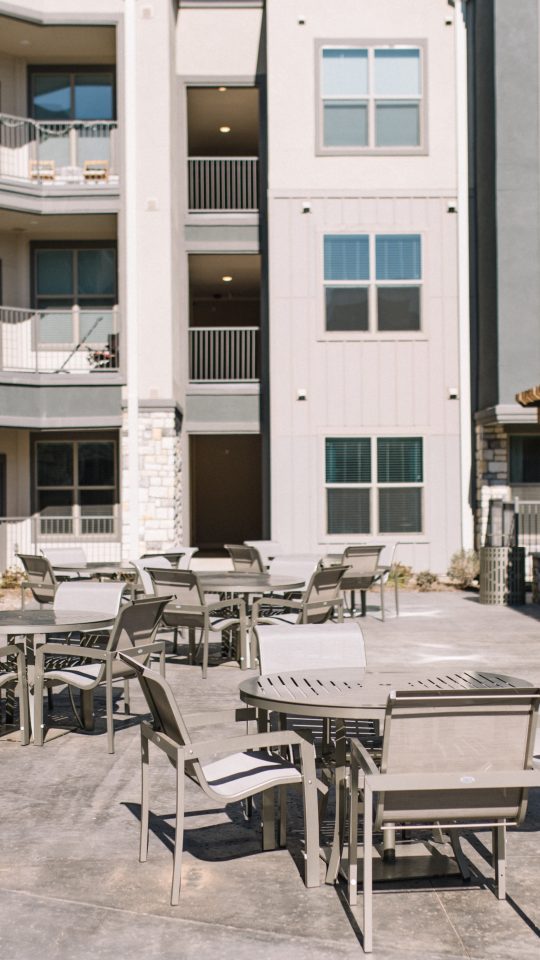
[415,570,439,592]
[0,566,23,588]
[447,549,480,589]
[389,563,413,586]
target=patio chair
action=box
[146,567,247,676]
[131,556,172,594]
[252,565,348,627]
[253,621,366,673]
[244,540,283,567]
[41,547,93,582]
[338,545,385,619]
[347,686,540,953]
[118,653,320,904]
[0,642,30,745]
[83,159,109,182]
[34,595,169,753]
[225,543,264,573]
[29,159,55,181]
[17,554,58,607]
[375,542,401,617]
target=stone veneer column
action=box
[121,405,182,557]
[475,422,510,548]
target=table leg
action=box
[325,718,347,884]
[80,689,95,730]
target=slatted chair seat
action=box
[252,565,348,627]
[202,750,304,798]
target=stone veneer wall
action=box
[475,422,509,548]
[121,405,182,557]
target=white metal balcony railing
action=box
[0,516,121,574]
[189,326,259,382]
[0,306,120,374]
[188,157,258,211]
[0,113,118,186]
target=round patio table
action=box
[197,572,305,593]
[53,561,136,578]
[239,667,530,881]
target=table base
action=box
[324,838,462,885]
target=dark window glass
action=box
[35,246,117,309]
[377,438,423,483]
[31,73,71,120]
[77,250,116,297]
[80,490,115,513]
[326,438,371,483]
[327,488,370,534]
[74,74,114,120]
[37,443,73,486]
[38,490,73,513]
[30,70,115,121]
[36,250,73,298]
[379,488,422,533]
[377,287,420,331]
[326,287,368,331]
[510,437,540,483]
[78,442,115,486]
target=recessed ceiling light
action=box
[219,126,231,134]
[19,39,30,46]
[222,275,233,282]
[218,86,227,92]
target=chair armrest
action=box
[364,769,540,793]
[166,602,205,616]
[35,643,110,664]
[252,597,302,621]
[350,737,380,777]
[0,640,25,660]
[206,598,246,616]
[187,728,315,760]
[184,707,257,726]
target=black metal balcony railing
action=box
[188,157,258,211]
[189,326,259,382]
[0,113,118,185]
[0,306,120,374]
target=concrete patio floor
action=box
[1,589,540,960]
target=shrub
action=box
[447,549,480,589]
[415,570,439,592]
[0,566,23,589]
[389,563,413,586]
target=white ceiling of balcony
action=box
[189,254,260,297]
[187,87,259,157]
[0,17,115,61]
[0,210,116,238]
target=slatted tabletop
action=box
[197,572,305,593]
[239,668,530,721]
[0,609,115,636]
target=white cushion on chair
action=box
[202,750,302,799]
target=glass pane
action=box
[379,488,422,533]
[327,488,370,534]
[80,490,114,510]
[38,490,73,512]
[375,102,420,147]
[376,235,421,280]
[326,438,371,483]
[323,102,368,147]
[37,311,74,344]
[77,249,116,298]
[324,236,369,281]
[36,250,74,297]
[510,437,540,483]
[322,49,368,96]
[374,49,421,96]
[78,442,115,486]
[377,287,420,331]
[37,443,73,486]
[31,73,71,120]
[377,438,423,483]
[74,73,114,120]
[79,310,114,342]
[37,128,71,166]
[326,287,369,331]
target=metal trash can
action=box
[479,546,526,605]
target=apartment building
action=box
[0,0,472,573]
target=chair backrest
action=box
[376,687,540,828]
[254,622,366,673]
[177,547,199,569]
[146,567,205,606]
[340,545,384,586]
[300,565,348,623]
[131,556,172,593]
[53,581,125,617]
[17,553,57,603]
[244,540,282,566]
[41,546,88,566]
[106,595,170,659]
[140,551,184,569]
[225,544,264,573]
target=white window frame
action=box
[316,39,427,156]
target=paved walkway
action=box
[1,590,539,959]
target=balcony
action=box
[189,326,259,382]
[0,306,120,375]
[0,114,118,189]
[188,157,258,212]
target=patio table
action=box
[239,667,530,882]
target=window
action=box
[29,69,115,121]
[509,436,540,483]
[324,234,421,332]
[325,436,423,534]
[32,243,117,347]
[34,436,118,537]
[320,45,423,152]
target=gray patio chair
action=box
[244,540,283,567]
[338,545,385,619]
[41,546,88,567]
[141,546,199,569]
[225,543,264,573]
[131,556,172,594]
[119,653,320,904]
[348,686,540,953]
[17,554,58,608]
[34,595,170,753]
[0,642,30,745]
[252,565,348,627]
[147,567,247,676]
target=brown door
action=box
[190,434,262,550]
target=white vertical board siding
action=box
[269,195,462,572]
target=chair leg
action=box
[279,786,287,847]
[238,618,247,670]
[363,782,374,953]
[19,676,30,747]
[261,789,276,851]
[47,687,54,711]
[360,591,367,617]
[380,577,385,622]
[123,679,131,714]
[202,626,209,679]
[301,748,320,888]
[106,676,115,754]
[33,669,45,746]
[494,824,506,899]
[450,830,471,882]
[394,577,399,616]
[173,627,178,655]
[188,628,195,664]
[171,761,185,905]
[348,762,359,905]
[140,735,150,863]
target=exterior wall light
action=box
[219,126,231,134]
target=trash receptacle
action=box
[479,546,525,605]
